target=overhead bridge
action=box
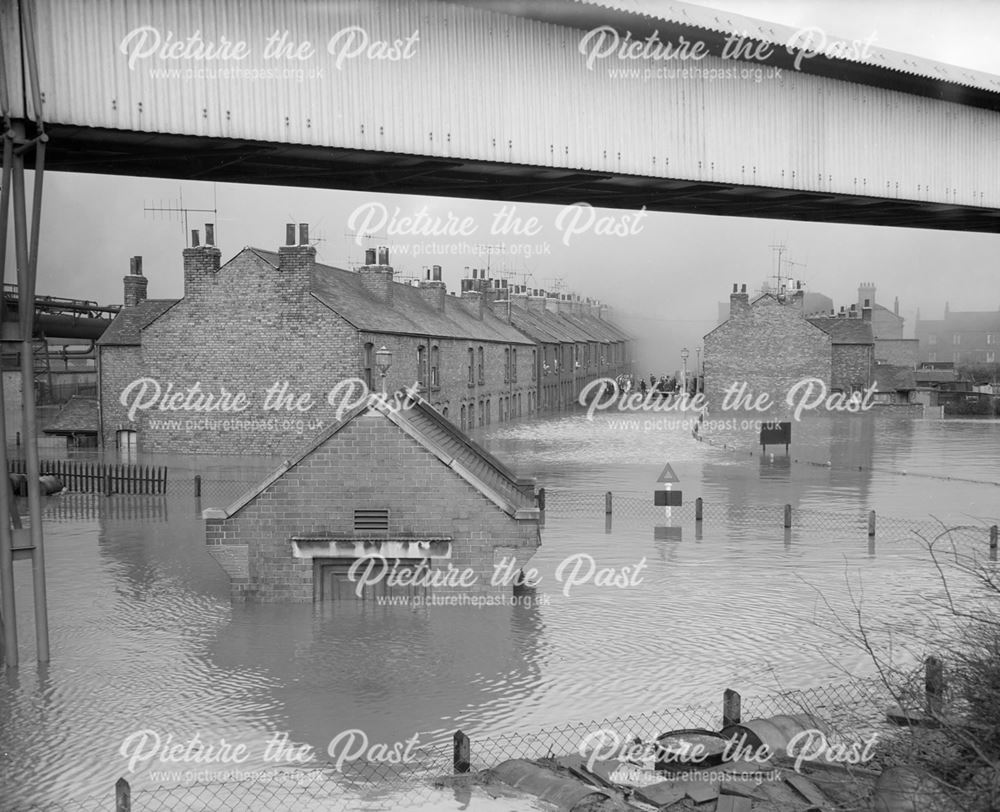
[3,0,1000,232]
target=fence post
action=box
[115,777,131,812]
[695,497,703,523]
[194,475,202,499]
[868,510,876,538]
[722,688,741,728]
[605,491,612,516]
[453,730,471,774]
[783,504,791,529]
[991,525,998,561]
[104,471,113,497]
[925,656,944,718]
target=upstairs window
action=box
[477,346,485,385]
[416,345,426,387]
[468,348,475,386]
[430,345,440,389]
[363,342,374,391]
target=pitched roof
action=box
[204,392,539,521]
[807,318,874,345]
[915,368,958,384]
[248,249,534,345]
[42,396,99,434]
[97,299,177,346]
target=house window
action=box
[504,348,510,383]
[928,352,936,362]
[477,346,485,385]
[468,348,475,386]
[416,345,426,387]
[532,349,537,378]
[928,334,937,346]
[460,404,467,430]
[988,351,996,363]
[478,400,484,427]
[988,334,995,345]
[430,345,440,389]
[442,405,448,419]
[486,399,491,425]
[512,349,517,382]
[953,334,961,345]
[953,352,961,362]
[363,342,374,391]
[116,429,138,457]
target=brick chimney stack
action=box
[460,289,484,320]
[277,222,316,301]
[183,225,221,297]
[123,255,148,307]
[527,290,548,315]
[358,244,394,304]
[509,285,529,311]
[729,283,749,317]
[418,264,446,312]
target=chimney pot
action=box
[741,283,746,293]
[364,248,376,265]
[377,246,389,265]
[299,223,309,245]
[204,223,214,246]
[433,265,442,281]
[191,229,200,247]
[285,224,296,246]
[732,283,738,293]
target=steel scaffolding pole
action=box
[11,120,49,663]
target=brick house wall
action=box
[358,330,535,429]
[830,344,873,392]
[140,244,359,455]
[704,295,832,416]
[98,344,143,448]
[205,413,541,601]
[874,338,919,368]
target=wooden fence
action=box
[8,459,167,494]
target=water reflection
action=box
[1,412,997,806]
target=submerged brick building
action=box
[98,224,631,455]
[203,393,541,602]
[703,284,892,415]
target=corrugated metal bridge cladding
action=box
[4,0,1000,225]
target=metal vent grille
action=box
[354,508,389,532]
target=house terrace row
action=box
[97,224,632,455]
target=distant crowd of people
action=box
[612,373,686,397]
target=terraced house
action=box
[98,224,631,455]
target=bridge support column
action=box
[0,0,52,664]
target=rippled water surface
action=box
[1,412,998,807]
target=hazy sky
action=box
[6,0,1000,373]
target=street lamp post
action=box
[375,346,392,395]
[680,347,689,395]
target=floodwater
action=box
[1,411,998,809]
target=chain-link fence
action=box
[25,678,897,811]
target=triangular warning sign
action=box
[657,463,680,484]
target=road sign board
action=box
[657,463,680,484]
